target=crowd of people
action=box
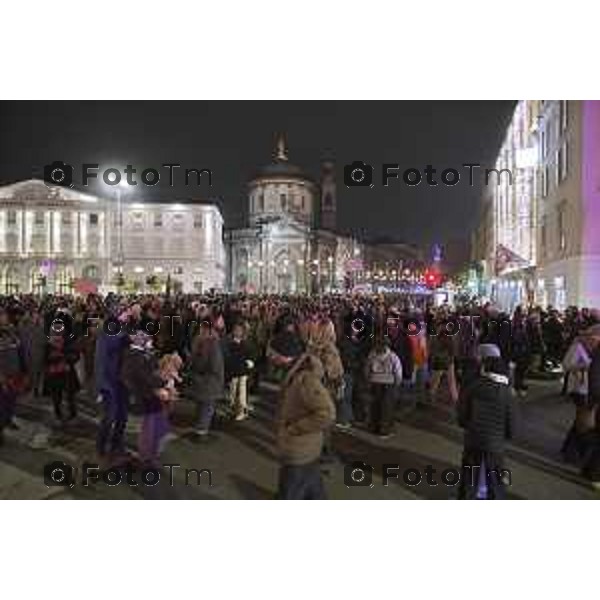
[1,291,600,499]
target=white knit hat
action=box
[478,343,501,359]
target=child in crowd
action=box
[224,321,254,420]
[159,352,184,405]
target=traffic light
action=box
[424,268,441,288]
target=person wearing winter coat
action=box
[364,337,403,438]
[190,321,225,439]
[28,311,47,397]
[306,319,344,409]
[586,326,600,414]
[94,311,132,463]
[561,332,598,463]
[427,319,459,404]
[510,308,532,395]
[121,327,171,468]
[43,331,80,422]
[277,353,335,499]
[0,307,27,445]
[457,351,515,500]
[223,321,253,421]
[338,326,372,425]
[267,316,305,384]
[577,325,600,486]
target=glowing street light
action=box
[112,176,130,269]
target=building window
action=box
[172,213,184,230]
[257,194,264,212]
[301,195,305,210]
[34,211,44,225]
[560,100,568,131]
[131,212,144,230]
[61,212,71,225]
[174,266,183,275]
[7,210,17,225]
[541,166,548,198]
[558,202,567,252]
[154,213,163,227]
[83,265,100,280]
[540,131,546,161]
[89,213,99,226]
[541,215,547,257]
[280,194,287,210]
[558,140,568,182]
[194,213,203,228]
[554,276,566,311]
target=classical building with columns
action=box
[0,179,226,294]
[226,138,362,293]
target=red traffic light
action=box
[424,268,441,288]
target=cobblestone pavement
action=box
[0,378,597,499]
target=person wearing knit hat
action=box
[478,343,501,360]
[457,348,514,500]
[121,323,170,467]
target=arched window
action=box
[83,264,100,281]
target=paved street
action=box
[0,378,597,500]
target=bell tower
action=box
[320,160,336,230]
[275,133,288,162]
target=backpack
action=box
[368,351,395,385]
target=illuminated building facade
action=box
[487,100,540,310]
[476,100,600,310]
[0,179,226,294]
[535,100,600,310]
[226,137,363,293]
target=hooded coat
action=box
[277,353,335,466]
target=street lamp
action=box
[312,259,320,294]
[296,258,304,293]
[112,178,129,274]
[327,255,334,291]
[258,260,265,292]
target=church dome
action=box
[249,136,315,185]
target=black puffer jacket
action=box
[458,373,515,454]
[587,345,600,405]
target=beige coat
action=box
[277,354,335,465]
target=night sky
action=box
[0,100,514,265]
